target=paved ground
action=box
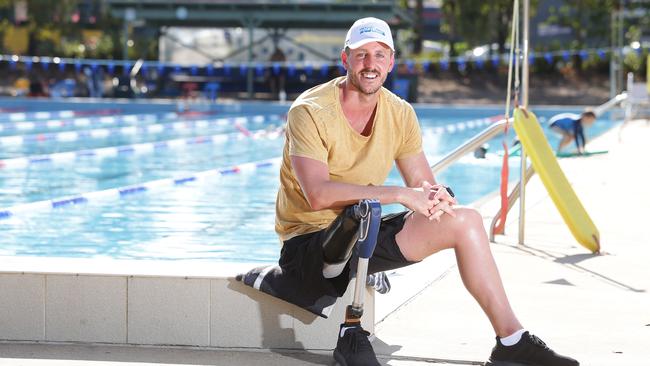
[1,119,649,365]
[372,118,650,365]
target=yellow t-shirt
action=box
[275,77,422,241]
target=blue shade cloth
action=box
[544,53,553,64]
[255,64,264,77]
[456,57,466,72]
[491,56,500,67]
[320,64,329,77]
[562,51,570,61]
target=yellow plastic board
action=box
[513,108,600,253]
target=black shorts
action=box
[279,211,419,298]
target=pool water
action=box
[0,101,619,262]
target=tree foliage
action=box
[436,0,650,57]
[545,0,616,48]
[439,0,540,56]
[0,0,130,59]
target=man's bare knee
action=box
[445,207,483,229]
[446,207,487,247]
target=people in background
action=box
[548,110,596,154]
[268,46,287,101]
[28,77,48,97]
[474,143,490,159]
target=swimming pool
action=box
[0,99,618,262]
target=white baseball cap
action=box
[344,17,395,51]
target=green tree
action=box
[0,0,124,58]
[545,0,616,49]
[440,0,538,56]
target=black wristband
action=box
[445,186,455,198]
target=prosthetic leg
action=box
[325,199,382,366]
[320,199,382,324]
[237,199,381,320]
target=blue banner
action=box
[544,53,553,64]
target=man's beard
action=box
[349,69,386,95]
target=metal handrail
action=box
[430,117,513,175]
[129,58,145,97]
[489,165,534,242]
[594,92,627,116]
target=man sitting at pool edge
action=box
[275,17,580,366]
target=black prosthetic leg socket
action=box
[321,206,360,264]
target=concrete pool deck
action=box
[1,119,648,365]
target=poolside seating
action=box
[0,267,374,350]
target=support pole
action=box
[242,17,261,100]
[247,20,255,100]
[610,8,618,98]
[122,8,136,61]
[518,0,530,245]
[617,4,625,95]
[344,200,381,324]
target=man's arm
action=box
[574,122,586,153]
[395,151,436,188]
[291,155,437,218]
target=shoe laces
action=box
[346,327,373,353]
[527,333,550,350]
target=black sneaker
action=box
[333,324,380,366]
[487,331,579,366]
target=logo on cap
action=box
[359,26,385,37]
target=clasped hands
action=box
[412,181,458,222]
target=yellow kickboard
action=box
[513,108,600,253]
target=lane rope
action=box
[0,157,282,220]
